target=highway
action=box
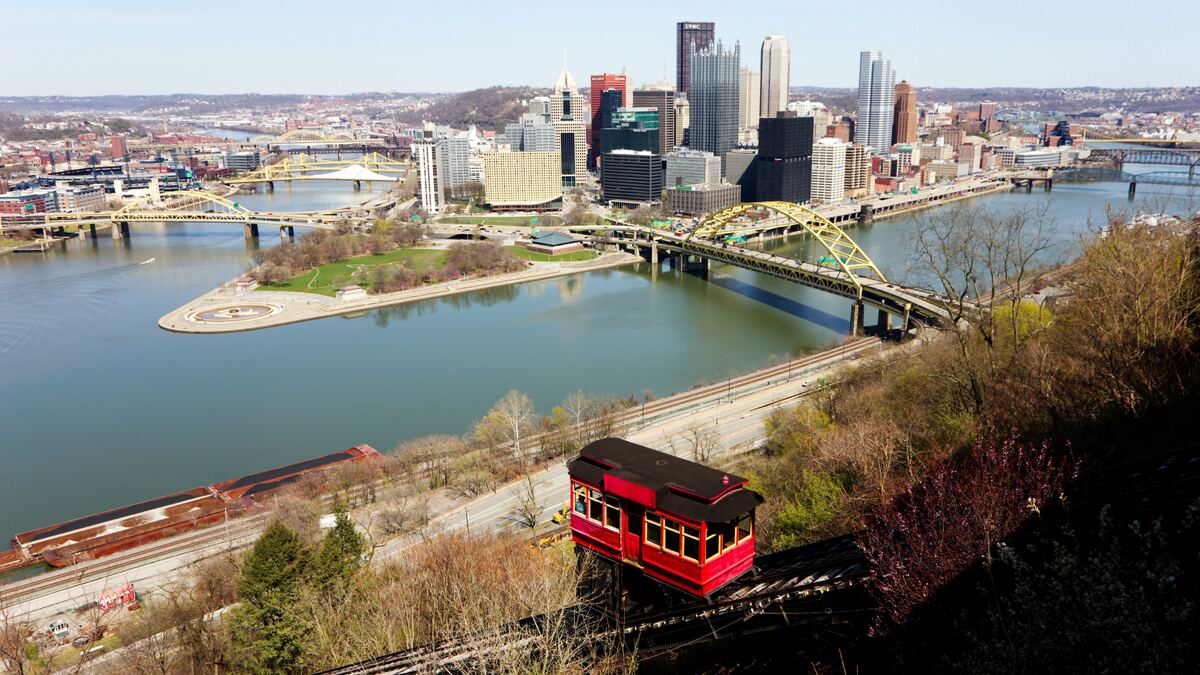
[0,335,899,623]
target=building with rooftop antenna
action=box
[550,64,589,187]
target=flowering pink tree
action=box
[858,433,1076,628]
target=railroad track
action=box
[0,515,266,607]
[320,536,871,674]
[1,337,882,616]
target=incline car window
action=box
[588,489,603,521]
[573,484,587,515]
[663,518,681,554]
[645,512,662,546]
[604,496,621,530]
[681,524,700,561]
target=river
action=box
[0,169,1193,542]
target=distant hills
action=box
[0,86,1195,119]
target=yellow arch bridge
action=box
[0,191,372,241]
[580,201,953,329]
[225,152,412,188]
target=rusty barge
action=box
[0,445,378,574]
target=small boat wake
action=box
[139,258,156,265]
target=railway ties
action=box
[320,536,872,674]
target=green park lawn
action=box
[438,215,563,227]
[258,248,449,297]
[505,246,596,263]
[1,238,30,249]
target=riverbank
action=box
[157,251,640,333]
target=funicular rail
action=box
[319,535,870,674]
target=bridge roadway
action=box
[590,223,953,328]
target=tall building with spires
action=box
[676,21,715,96]
[759,35,790,120]
[689,39,740,166]
[855,51,895,153]
[549,66,589,187]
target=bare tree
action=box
[0,603,39,675]
[911,203,1059,414]
[476,390,537,469]
[510,476,542,535]
[665,424,721,464]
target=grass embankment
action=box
[1,238,31,249]
[259,248,448,297]
[504,246,596,263]
[438,215,563,227]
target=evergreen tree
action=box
[314,511,366,593]
[230,520,313,674]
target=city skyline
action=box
[2,1,1197,96]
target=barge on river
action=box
[0,445,378,573]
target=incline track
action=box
[320,536,871,674]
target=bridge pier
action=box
[876,308,890,335]
[858,204,874,225]
[111,221,129,240]
[1128,181,1137,200]
[681,255,709,275]
[650,240,659,265]
[902,304,912,335]
[353,180,362,191]
[244,223,259,239]
[849,301,865,337]
[1044,178,1053,191]
[265,181,274,193]
[87,224,96,240]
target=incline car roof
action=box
[568,438,763,522]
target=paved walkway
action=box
[158,252,640,334]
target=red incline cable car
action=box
[567,438,764,598]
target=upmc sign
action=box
[681,23,704,29]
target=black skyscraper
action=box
[756,112,813,203]
[676,21,714,96]
[589,88,624,170]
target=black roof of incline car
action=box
[568,438,763,524]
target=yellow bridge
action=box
[225,152,412,187]
[0,191,373,240]
[580,201,952,329]
[248,129,385,145]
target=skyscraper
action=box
[811,138,846,205]
[632,87,677,156]
[738,68,761,133]
[892,80,917,145]
[676,21,715,96]
[591,88,624,169]
[589,73,629,169]
[550,66,589,187]
[756,111,812,203]
[855,51,895,153]
[689,39,740,164]
[413,138,444,214]
[759,35,790,119]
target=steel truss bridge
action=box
[578,201,954,328]
[225,152,412,185]
[1052,167,1200,188]
[1086,147,1200,170]
[0,190,371,238]
[248,129,386,146]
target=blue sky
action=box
[1,0,1195,95]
